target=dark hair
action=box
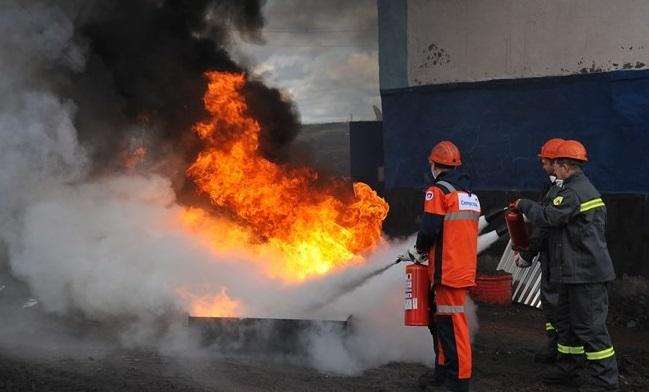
[554,158,584,170]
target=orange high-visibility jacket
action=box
[423,181,481,288]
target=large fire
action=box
[181,71,388,314]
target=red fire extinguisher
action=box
[404,262,430,326]
[505,208,529,250]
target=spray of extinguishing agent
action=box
[307,261,402,312]
[307,208,508,314]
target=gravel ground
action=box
[1,302,648,392]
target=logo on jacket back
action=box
[458,193,480,212]
[425,191,434,200]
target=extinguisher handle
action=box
[508,199,524,211]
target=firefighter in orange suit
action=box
[411,140,480,392]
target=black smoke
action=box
[55,0,300,182]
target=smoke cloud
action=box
[0,0,480,378]
[297,238,479,374]
[8,172,479,372]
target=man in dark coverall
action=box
[513,138,564,364]
[514,140,619,392]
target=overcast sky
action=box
[234,0,380,124]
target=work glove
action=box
[406,245,428,263]
[508,199,522,210]
[511,243,528,252]
[513,251,532,268]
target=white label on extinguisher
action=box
[405,298,418,310]
[405,272,414,310]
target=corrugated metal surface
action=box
[497,240,542,309]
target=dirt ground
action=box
[1,302,648,392]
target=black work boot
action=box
[418,369,445,389]
[541,370,581,387]
[444,378,470,392]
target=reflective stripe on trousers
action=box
[437,305,465,314]
[586,346,615,361]
[434,286,472,381]
[557,343,584,355]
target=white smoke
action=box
[296,239,480,374]
[7,172,463,371]
[0,0,483,377]
[0,1,88,247]
[3,168,480,373]
[303,247,434,374]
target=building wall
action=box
[378,0,649,193]
[381,71,649,193]
[377,0,649,276]
[407,0,649,86]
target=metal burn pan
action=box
[188,316,352,355]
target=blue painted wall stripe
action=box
[381,70,649,194]
[378,0,408,90]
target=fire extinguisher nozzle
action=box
[484,206,508,223]
[395,254,411,263]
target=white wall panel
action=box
[408,0,649,85]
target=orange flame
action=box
[178,287,241,317]
[184,71,388,283]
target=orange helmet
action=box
[554,139,588,161]
[538,138,565,159]
[429,140,462,166]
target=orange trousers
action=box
[432,286,472,383]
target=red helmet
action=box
[554,140,588,161]
[429,140,462,166]
[538,138,565,159]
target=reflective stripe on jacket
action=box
[423,181,481,288]
[518,172,615,284]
